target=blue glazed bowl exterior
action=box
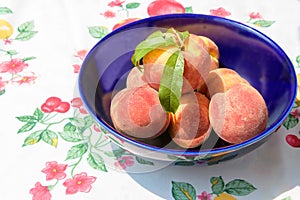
[78,14,297,165]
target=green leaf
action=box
[103,151,117,158]
[253,20,275,27]
[23,56,36,62]
[22,130,42,147]
[64,122,77,132]
[16,115,37,122]
[126,2,140,9]
[158,50,184,113]
[135,156,154,165]
[88,26,109,39]
[296,55,300,66]
[6,50,18,56]
[17,122,37,133]
[87,153,107,172]
[112,148,126,158]
[18,20,35,32]
[283,114,299,130]
[174,161,195,166]
[131,30,177,66]
[33,108,44,121]
[41,129,58,147]
[84,115,94,128]
[0,90,5,96]
[281,196,292,200]
[171,181,196,200]
[176,31,189,44]
[70,117,85,127]
[0,7,13,15]
[210,176,225,195]
[58,131,84,142]
[15,31,38,41]
[225,179,256,196]
[185,6,193,13]
[65,143,88,160]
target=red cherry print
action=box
[70,97,83,108]
[286,134,300,148]
[41,97,62,113]
[41,103,54,113]
[79,105,88,114]
[45,97,62,109]
[54,102,70,113]
[147,0,185,16]
[93,124,101,132]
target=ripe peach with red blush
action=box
[199,36,220,71]
[142,33,211,94]
[209,83,268,144]
[110,85,170,139]
[205,68,249,97]
[169,92,211,148]
[126,67,148,88]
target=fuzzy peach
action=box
[199,36,219,70]
[142,33,211,94]
[183,34,212,91]
[110,85,170,139]
[205,68,249,97]
[126,67,147,88]
[209,83,268,144]
[169,92,211,148]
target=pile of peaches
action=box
[110,29,268,149]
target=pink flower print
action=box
[41,161,68,181]
[197,191,213,200]
[291,109,300,118]
[0,77,8,92]
[72,64,81,73]
[75,50,87,60]
[114,156,134,169]
[30,182,52,200]
[249,12,263,19]
[0,58,28,74]
[101,10,116,18]
[108,0,125,7]
[63,172,96,195]
[209,7,231,17]
[11,72,37,85]
[3,38,12,45]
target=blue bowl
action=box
[78,14,297,165]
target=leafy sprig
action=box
[131,28,189,113]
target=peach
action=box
[143,46,177,90]
[183,34,212,91]
[205,68,249,97]
[110,85,170,139]
[142,33,211,94]
[126,67,147,88]
[209,83,268,144]
[199,36,220,71]
[169,92,211,148]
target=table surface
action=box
[1,0,300,199]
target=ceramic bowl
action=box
[78,14,297,165]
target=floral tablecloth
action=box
[1,0,300,199]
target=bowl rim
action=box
[78,13,298,157]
